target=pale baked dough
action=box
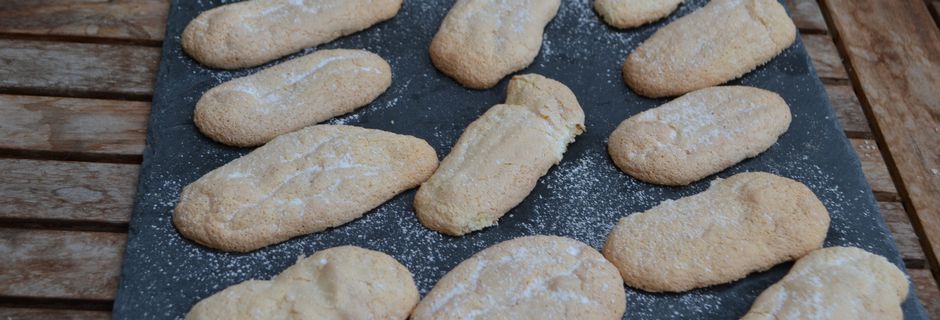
[608,86,791,186]
[603,172,830,292]
[594,0,683,28]
[414,74,585,236]
[623,0,796,97]
[430,0,561,89]
[411,235,625,320]
[194,49,392,147]
[182,0,402,69]
[185,246,419,320]
[741,247,909,320]
[174,125,438,252]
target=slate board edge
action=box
[112,0,929,319]
[792,36,929,320]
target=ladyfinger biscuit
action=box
[429,0,561,89]
[608,86,791,186]
[603,172,830,292]
[182,0,402,69]
[623,0,796,97]
[174,125,438,252]
[194,49,391,147]
[742,247,908,320]
[594,0,683,29]
[186,246,419,320]
[411,236,625,320]
[414,74,585,236]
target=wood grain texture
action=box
[850,138,900,201]
[785,0,828,32]
[0,228,125,300]
[0,94,148,159]
[0,308,110,320]
[0,0,168,44]
[882,202,929,268]
[0,39,159,100]
[0,159,138,224]
[802,34,849,80]
[910,268,940,318]
[825,83,871,138]
[821,0,940,275]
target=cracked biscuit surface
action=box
[414,74,585,236]
[608,86,791,186]
[174,125,438,252]
[430,0,560,89]
[603,172,830,292]
[182,0,402,69]
[741,247,908,320]
[194,49,392,147]
[411,235,625,320]
[623,0,796,97]
[185,246,419,320]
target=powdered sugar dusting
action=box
[118,0,916,318]
[414,237,617,319]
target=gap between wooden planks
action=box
[0,308,110,320]
[818,0,940,285]
[930,1,940,29]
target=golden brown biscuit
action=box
[414,74,585,236]
[623,0,796,97]
[186,246,419,320]
[194,49,391,147]
[429,0,561,89]
[608,86,791,186]
[742,247,908,320]
[603,172,830,292]
[411,236,625,320]
[174,125,438,252]
[594,0,683,28]
[182,0,402,69]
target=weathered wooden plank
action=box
[0,40,159,99]
[0,229,125,300]
[909,268,940,318]
[802,34,849,80]
[821,0,940,274]
[0,159,137,224]
[850,138,900,201]
[0,0,108,4]
[825,83,870,138]
[881,202,928,268]
[785,0,828,32]
[0,0,168,44]
[0,94,148,159]
[0,308,110,320]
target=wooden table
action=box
[0,0,937,318]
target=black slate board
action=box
[114,0,928,318]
